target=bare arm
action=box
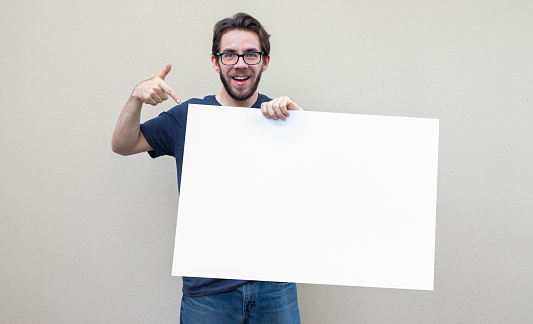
[111,95,151,155]
[112,63,181,156]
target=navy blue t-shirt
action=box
[140,94,271,297]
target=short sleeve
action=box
[140,106,185,158]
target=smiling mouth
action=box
[232,76,250,81]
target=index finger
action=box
[159,80,181,104]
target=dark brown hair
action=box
[212,12,271,57]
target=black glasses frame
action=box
[216,52,264,65]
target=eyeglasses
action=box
[216,52,264,65]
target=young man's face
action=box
[212,29,270,102]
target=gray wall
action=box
[1,0,532,323]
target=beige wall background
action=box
[1,0,532,323]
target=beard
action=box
[219,70,262,101]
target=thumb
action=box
[287,99,304,111]
[156,62,172,80]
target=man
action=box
[112,13,302,323]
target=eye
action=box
[224,53,236,58]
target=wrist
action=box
[128,92,143,107]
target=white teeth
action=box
[233,77,249,80]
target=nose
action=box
[234,55,248,69]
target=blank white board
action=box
[173,104,439,290]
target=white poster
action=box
[173,104,439,290]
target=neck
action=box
[215,89,258,108]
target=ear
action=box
[211,55,221,73]
[261,55,270,72]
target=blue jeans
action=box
[180,281,300,323]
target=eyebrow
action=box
[221,47,260,53]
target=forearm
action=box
[112,63,180,156]
[111,95,144,155]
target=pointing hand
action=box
[132,63,181,106]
